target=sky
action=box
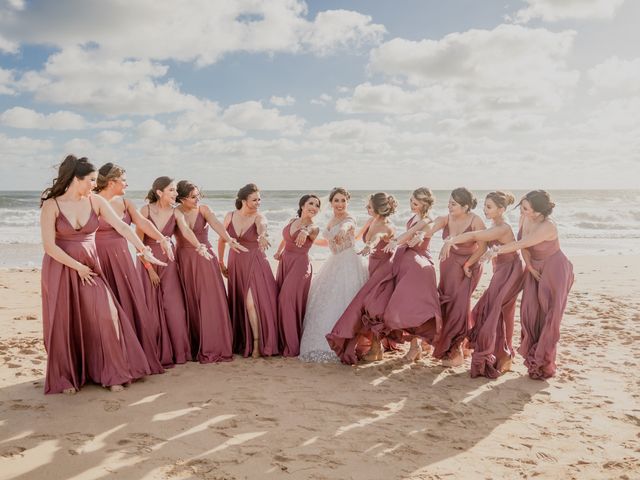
[0,0,638,190]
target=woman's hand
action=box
[76,263,98,286]
[195,243,214,260]
[219,261,228,278]
[228,238,248,253]
[148,267,161,287]
[139,246,168,267]
[158,237,175,262]
[357,244,373,257]
[407,231,425,248]
[295,229,309,248]
[274,251,283,261]
[527,265,542,281]
[258,233,271,251]
[463,262,472,278]
[439,237,458,261]
[382,239,397,254]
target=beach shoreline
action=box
[0,255,638,479]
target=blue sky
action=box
[0,0,638,190]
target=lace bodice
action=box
[324,217,356,255]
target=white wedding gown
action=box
[298,217,369,362]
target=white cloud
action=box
[63,137,95,155]
[336,82,457,115]
[588,56,640,95]
[136,119,168,138]
[369,25,579,112]
[512,0,626,23]
[0,67,15,94]
[270,95,296,106]
[311,93,333,106]
[96,130,124,145]
[0,1,385,65]
[16,47,201,115]
[0,106,86,129]
[0,132,53,154]
[304,9,385,55]
[222,101,304,134]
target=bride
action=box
[298,187,369,362]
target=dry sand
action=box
[0,255,639,479]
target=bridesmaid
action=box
[433,187,487,367]
[486,190,573,379]
[94,163,173,375]
[358,193,397,276]
[441,191,524,378]
[40,155,164,394]
[175,180,246,363]
[219,184,279,358]
[137,176,211,366]
[274,195,321,357]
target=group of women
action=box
[39,154,574,395]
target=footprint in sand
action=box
[101,400,122,412]
[536,451,558,463]
[0,446,26,457]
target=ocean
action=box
[1,189,639,268]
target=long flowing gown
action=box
[299,217,368,362]
[139,212,191,365]
[327,218,441,364]
[433,220,483,360]
[276,221,313,357]
[41,199,150,394]
[226,212,279,357]
[95,203,164,374]
[518,232,573,379]
[175,210,233,363]
[468,239,524,378]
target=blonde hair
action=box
[412,187,435,218]
[486,191,515,210]
[95,163,126,192]
[370,192,398,217]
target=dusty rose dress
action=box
[95,202,164,375]
[226,213,279,357]
[276,221,313,357]
[518,231,573,379]
[468,239,524,378]
[433,220,483,360]
[327,219,441,364]
[175,210,233,363]
[139,211,191,365]
[41,199,150,394]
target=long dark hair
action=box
[40,155,95,207]
[176,180,200,203]
[145,176,174,203]
[519,190,555,218]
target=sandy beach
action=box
[0,255,638,480]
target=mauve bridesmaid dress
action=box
[175,210,233,363]
[139,211,191,365]
[518,230,573,379]
[95,201,164,374]
[433,220,483,360]
[276,221,313,357]
[468,239,524,378]
[226,212,279,357]
[327,218,441,364]
[41,198,150,394]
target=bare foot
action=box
[251,338,261,359]
[403,339,422,363]
[363,340,383,362]
[421,341,434,356]
[497,357,512,374]
[63,387,77,395]
[441,347,464,367]
[109,385,124,393]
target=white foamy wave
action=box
[0,208,40,227]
